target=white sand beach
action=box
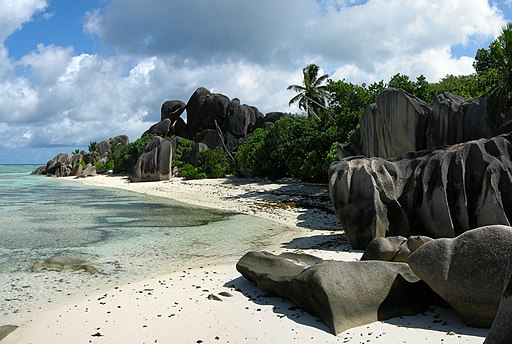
[2,175,489,343]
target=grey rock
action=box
[224,100,257,138]
[70,163,83,177]
[190,143,208,167]
[45,152,73,175]
[81,163,97,177]
[329,134,512,249]
[237,251,431,334]
[173,117,190,139]
[186,87,212,134]
[194,129,223,149]
[130,136,172,182]
[148,118,172,136]
[358,88,431,159]
[485,274,512,343]
[161,100,186,122]
[361,235,433,262]
[98,139,111,158]
[32,255,101,274]
[408,225,512,327]
[0,325,17,341]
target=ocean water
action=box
[0,165,295,324]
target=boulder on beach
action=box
[485,273,512,343]
[408,225,512,327]
[161,99,186,123]
[0,325,17,341]
[32,255,101,274]
[237,251,433,334]
[361,235,433,262]
[329,134,512,249]
[130,136,172,182]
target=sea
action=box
[0,164,295,324]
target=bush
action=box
[196,148,230,178]
[95,159,114,172]
[179,164,207,179]
[172,138,195,169]
[114,133,155,173]
[234,128,268,178]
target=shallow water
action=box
[0,165,296,324]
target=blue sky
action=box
[0,0,511,164]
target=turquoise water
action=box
[0,165,295,323]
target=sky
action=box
[0,0,511,164]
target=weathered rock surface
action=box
[32,255,101,274]
[81,163,97,177]
[408,225,512,327]
[0,325,17,341]
[147,118,172,136]
[329,134,512,249]
[237,251,432,334]
[130,136,172,182]
[161,100,186,122]
[485,273,512,343]
[345,89,492,159]
[361,235,432,262]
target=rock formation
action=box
[340,89,492,159]
[237,251,433,335]
[130,136,172,182]
[361,235,432,262]
[0,325,17,341]
[408,225,512,327]
[485,273,512,343]
[329,134,512,249]
[32,255,101,274]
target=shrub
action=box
[178,164,207,179]
[234,128,268,178]
[114,133,155,173]
[196,147,230,178]
[172,138,195,169]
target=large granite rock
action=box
[344,89,492,159]
[358,88,431,158]
[361,235,432,262]
[237,251,432,334]
[329,134,512,249]
[186,88,231,135]
[194,129,224,149]
[223,100,259,138]
[408,225,512,327]
[130,136,172,182]
[147,118,172,136]
[485,274,512,343]
[161,100,186,123]
[427,93,491,148]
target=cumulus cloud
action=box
[0,0,508,159]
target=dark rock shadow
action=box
[382,306,489,337]
[224,276,331,333]
[282,234,354,252]
[218,177,341,230]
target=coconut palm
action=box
[88,141,100,164]
[287,63,329,120]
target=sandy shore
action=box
[2,175,489,343]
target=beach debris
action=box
[218,291,233,297]
[32,255,101,274]
[207,294,222,301]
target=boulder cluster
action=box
[238,88,512,341]
[32,135,129,177]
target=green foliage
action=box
[235,116,339,182]
[88,141,100,164]
[178,148,229,179]
[234,128,268,178]
[179,164,207,180]
[95,159,114,172]
[287,63,329,120]
[172,138,195,169]
[196,147,230,178]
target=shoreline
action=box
[3,175,489,343]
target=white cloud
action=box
[0,0,508,158]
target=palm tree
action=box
[287,63,329,120]
[88,141,100,164]
[487,22,512,129]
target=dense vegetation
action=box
[85,23,512,184]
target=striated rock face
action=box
[358,88,431,159]
[361,235,432,262]
[237,251,432,335]
[130,136,172,182]
[345,89,492,159]
[329,134,512,249]
[408,225,512,327]
[485,273,512,343]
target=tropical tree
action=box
[88,141,100,164]
[287,63,329,120]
